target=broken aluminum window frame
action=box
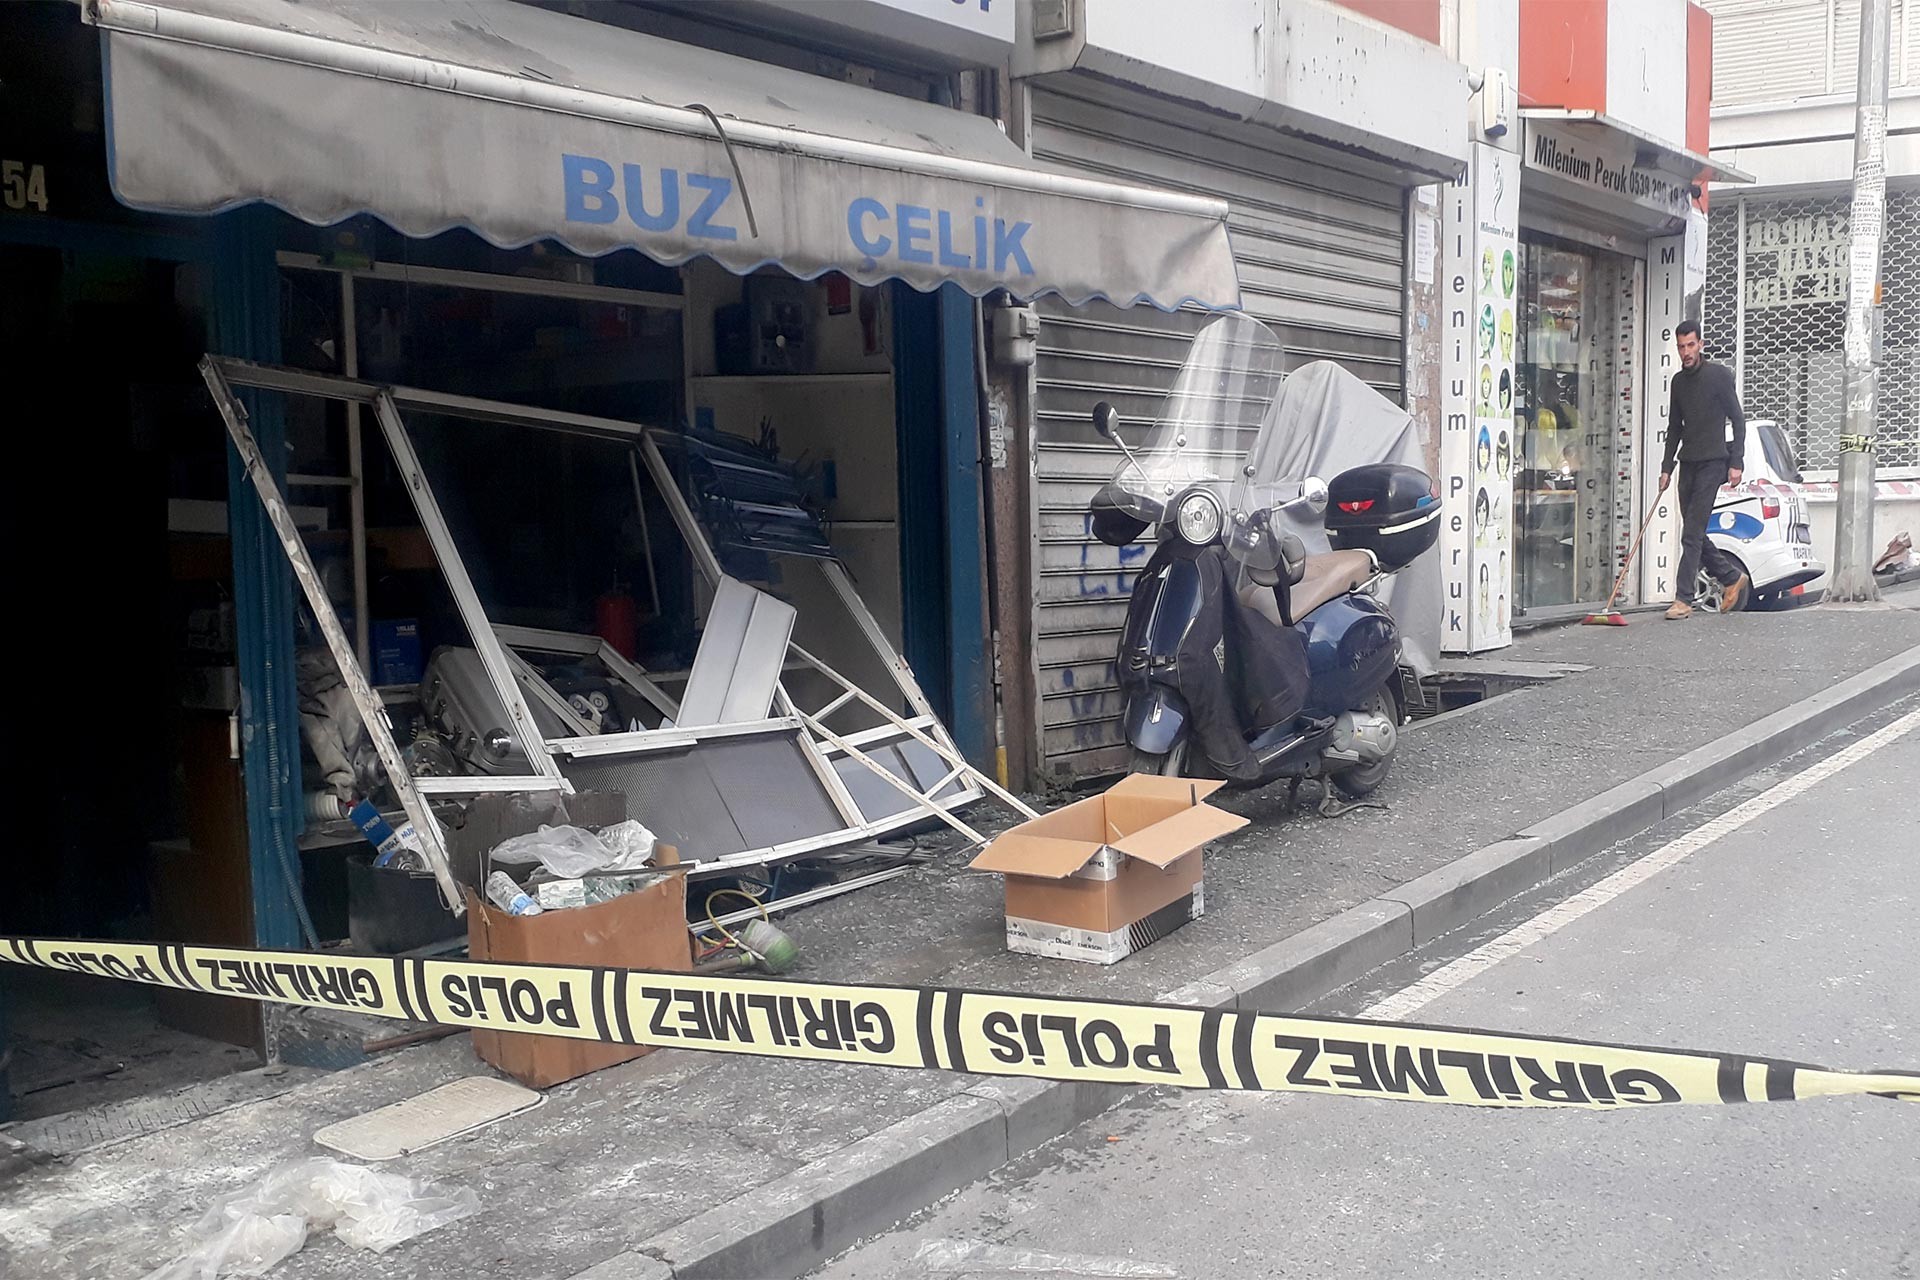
[492,623,681,723]
[198,357,468,913]
[632,429,1011,829]
[203,357,1013,875]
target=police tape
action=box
[4,936,1915,1109]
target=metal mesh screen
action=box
[1706,190,1920,470]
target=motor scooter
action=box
[1086,314,1440,801]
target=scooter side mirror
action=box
[1092,401,1118,439]
[1301,476,1330,515]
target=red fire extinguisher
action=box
[594,580,640,660]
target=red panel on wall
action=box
[1330,0,1443,45]
[1686,3,1713,156]
[1519,0,1608,111]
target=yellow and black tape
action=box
[4,936,1914,1109]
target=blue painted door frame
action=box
[2,206,304,949]
[891,283,991,766]
[209,210,309,951]
[936,285,991,767]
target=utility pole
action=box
[1829,0,1892,602]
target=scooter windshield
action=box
[1107,313,1285,520]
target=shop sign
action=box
[1524,122,1693,221]
[1469,143,1519,651]
[562,157,1037,277]
[1743,210,1851,309]
[1640,234,1688,605]
[1439,140,1519,654]
[1438,169,1473,652]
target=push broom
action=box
[1583,500,1663,626]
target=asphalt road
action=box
[815,698,1920,1280]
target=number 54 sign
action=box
[2,160,49,213]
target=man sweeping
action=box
[1659,320,1749,620]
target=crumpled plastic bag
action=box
[142,1158,479,1279]
[488,820,656,877]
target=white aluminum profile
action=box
[198,357,465,912]
[490,624,681,721]
[414,774,572,795]
[368,391,568,788]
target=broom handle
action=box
[1601,501,1663,613]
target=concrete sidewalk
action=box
[3,599,1918,1280]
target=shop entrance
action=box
[1514,237,1640,612]
[0,241,272,1119]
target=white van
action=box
[1691,419,1824,612]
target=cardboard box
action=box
[968,775,1248,965]
[466,870,691,1088]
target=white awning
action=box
[87,0,1241,310]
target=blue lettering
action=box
[562,154,618,224]
[994,218,1034,275]
[897,204,934,264]
[685,174,738,240]
[622,164,679,232]
[936,210,973,269]
[848,197,891,257]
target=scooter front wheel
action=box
[1127,741,1189,777]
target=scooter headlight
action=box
[1174,490,1223,545]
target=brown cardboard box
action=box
[968,775,1248,964]
[466,870,691,1088]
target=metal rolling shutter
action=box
[1028,81,1410,778]
[1703,0,1832,105]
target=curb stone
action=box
[588,643,1920,1280]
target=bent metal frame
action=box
[199,356,1035,914]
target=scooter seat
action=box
[1237,550,1376,625]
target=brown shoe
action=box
[1720,574,1750,613]
[1665,600,1693,620]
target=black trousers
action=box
[1674,459,1743,596]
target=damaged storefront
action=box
[0,0,1236,1111]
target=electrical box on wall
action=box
[716,275,814,375]
[1479,67,1511,139]
[992,302,1038,366]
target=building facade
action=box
[1700,0,1920,582]
[1429,0,1731,648]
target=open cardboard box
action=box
[454,790,691,1089]
[466,871,691,1089]
[968,775,1248,965]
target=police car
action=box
[1692,419,1824,612]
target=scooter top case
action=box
[1325,464,1440,570]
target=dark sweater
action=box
[1663,359,1745,472]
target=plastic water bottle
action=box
[485,870,543,917]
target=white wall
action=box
[1058,0,1471,175]
[1804,491,1920,592]
[1606,0,1690,139]
[1458,0,1518,80]
[1711,91,1920,189]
